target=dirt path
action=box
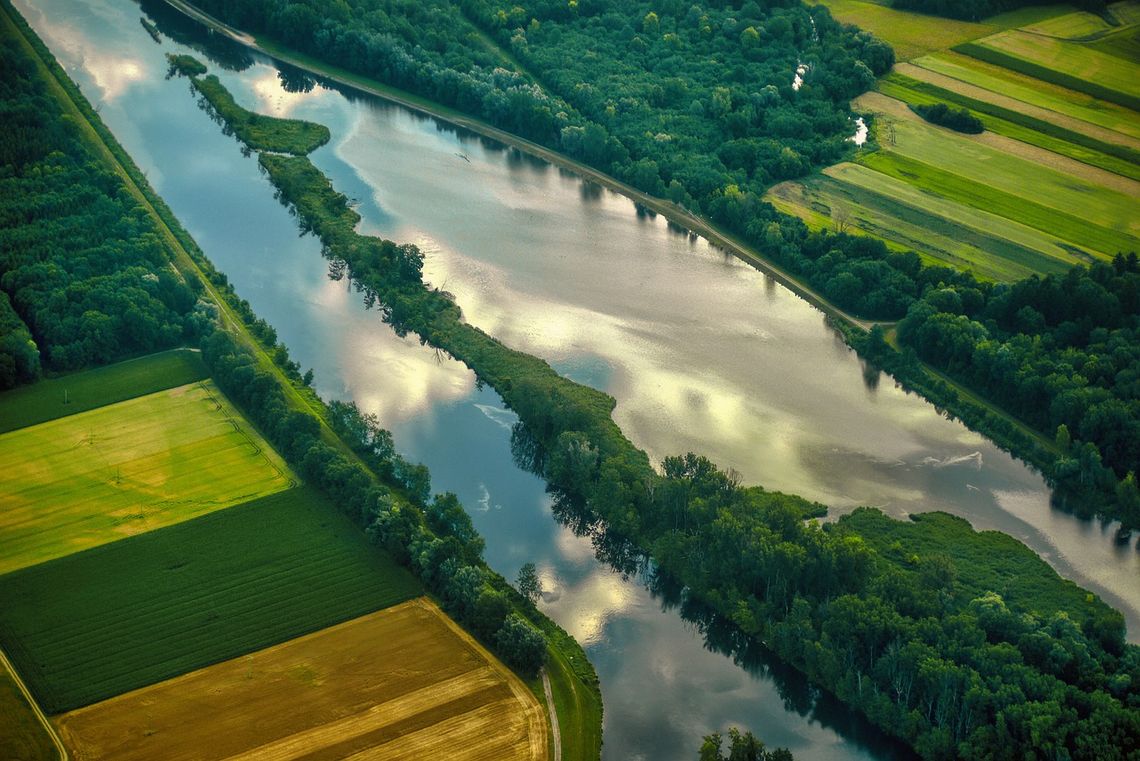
[541,668,561,761]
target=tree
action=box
[517,561,541,604]
[494,613,546,676]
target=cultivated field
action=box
[0,348,208,434]
[56,600,547,761]
[772,2,1140,282]
[806,0,996,60]
[0,487,421,713]
[0,380,292,574]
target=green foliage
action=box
[164,52,206,77]
[0,486,421,713]
[912,102,983,133]
[0,348,207,434]
[494,612,547,677]
[700,728,792,761]
[897,256,1140,523]
[0,290,39,389]
[0,23,199,377]
[186,71,330,155]
[516,561,540,604]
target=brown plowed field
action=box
[55,599,547,761]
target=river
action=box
[16,0,1140,758]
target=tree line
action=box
[0,30,201,387]
[218,68,1140,757]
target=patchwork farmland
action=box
[56,600,547,761]
[780,0,1140,281]
[0,379,293,574]
[0,350,548,758]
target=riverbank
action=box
[163,0,1079,518]
[6,5,600,758]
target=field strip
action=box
[0,380,293,575]
[542,668,562,761]
[823,163,1099,265]
[768,175,1074,280]
[344,700,538,761]
[856,92,1140,237]
[222,672,505,761]
[913,51,1140,141]
[54,598,544,761]
[972,29,1140,99]
[967,127,1140,197]
[895,61,1140,151]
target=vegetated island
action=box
[159,0,1140,542]
[174,56,1140,761]
[0,6,598,760]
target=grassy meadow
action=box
[0,380,293,574]
[0,348,207,434]
[55,600,546,761]
[775,0,1140,282]
[0,486,421,713]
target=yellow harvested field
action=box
[0,381,293,574]
[56,599,547,761]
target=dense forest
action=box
[0,34,199,380]
[196,57,1140,755]
[897,257,1140,523]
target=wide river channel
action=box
[18,0,1140,758]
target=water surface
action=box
[17,2,1139,758]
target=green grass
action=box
[768,169,1078,280]
[0,486,421,714]
[913,52,1140,143]
[955,37,1140,111]
[192,72,330,155]
[1089,24,1140,59]
[0,665,57,761]
[0,380,293,574]
[806,0,997,60]
[1021,8,1115,38]
[0,348,207,434]
[840,509,1117,630]
[860,150,1137,259]
[879,73,1140,180]
[546,644,602,761]
[861,114,1140,253]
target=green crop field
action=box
[861,104,1140,252]
[974,30,1140,99]
[911,52,1140,143]
[1022,8,1115,38]
[769,167,1082,280]
[806,0,997,60]
[0,380,293,574]
[0,349,208,434]
[880,72,1140,179]
[0,486,422,714]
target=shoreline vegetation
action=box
[160,0,1140,533]
[174,54,1140,760]
[0,4,598,759]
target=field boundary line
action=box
[541,667,561,761]
[417,598,549,760]
[0,646,67,761]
